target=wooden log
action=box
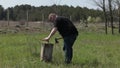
[40,43,54,62]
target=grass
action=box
[0,31,120,68]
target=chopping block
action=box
[40,42,54,62]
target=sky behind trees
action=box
[0,0,99,9]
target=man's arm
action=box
[43,27,57,41]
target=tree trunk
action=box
[108,0,114,34]
[7,9,10,26]
[26,10,29,27]
[118,7,120,33]
[103,0,108,34]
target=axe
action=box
[55,37,62,44]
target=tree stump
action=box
[40,43,54,62]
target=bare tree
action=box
[93,0,108,34]
[7,9,10,26]
[108,0,114,34]
[115,0,120,33]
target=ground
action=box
[0,21,120,68]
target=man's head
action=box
[48,13,57,22]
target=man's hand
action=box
[42,37,50,42]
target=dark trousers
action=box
[63,34,77,63]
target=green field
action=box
[0,31,120,68]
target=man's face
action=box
[49,16,54,22]
[48,14,56,23]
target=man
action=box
[43,13,78,64]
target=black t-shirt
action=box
[54,16,78,37]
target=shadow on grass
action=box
[72,58,101,68]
